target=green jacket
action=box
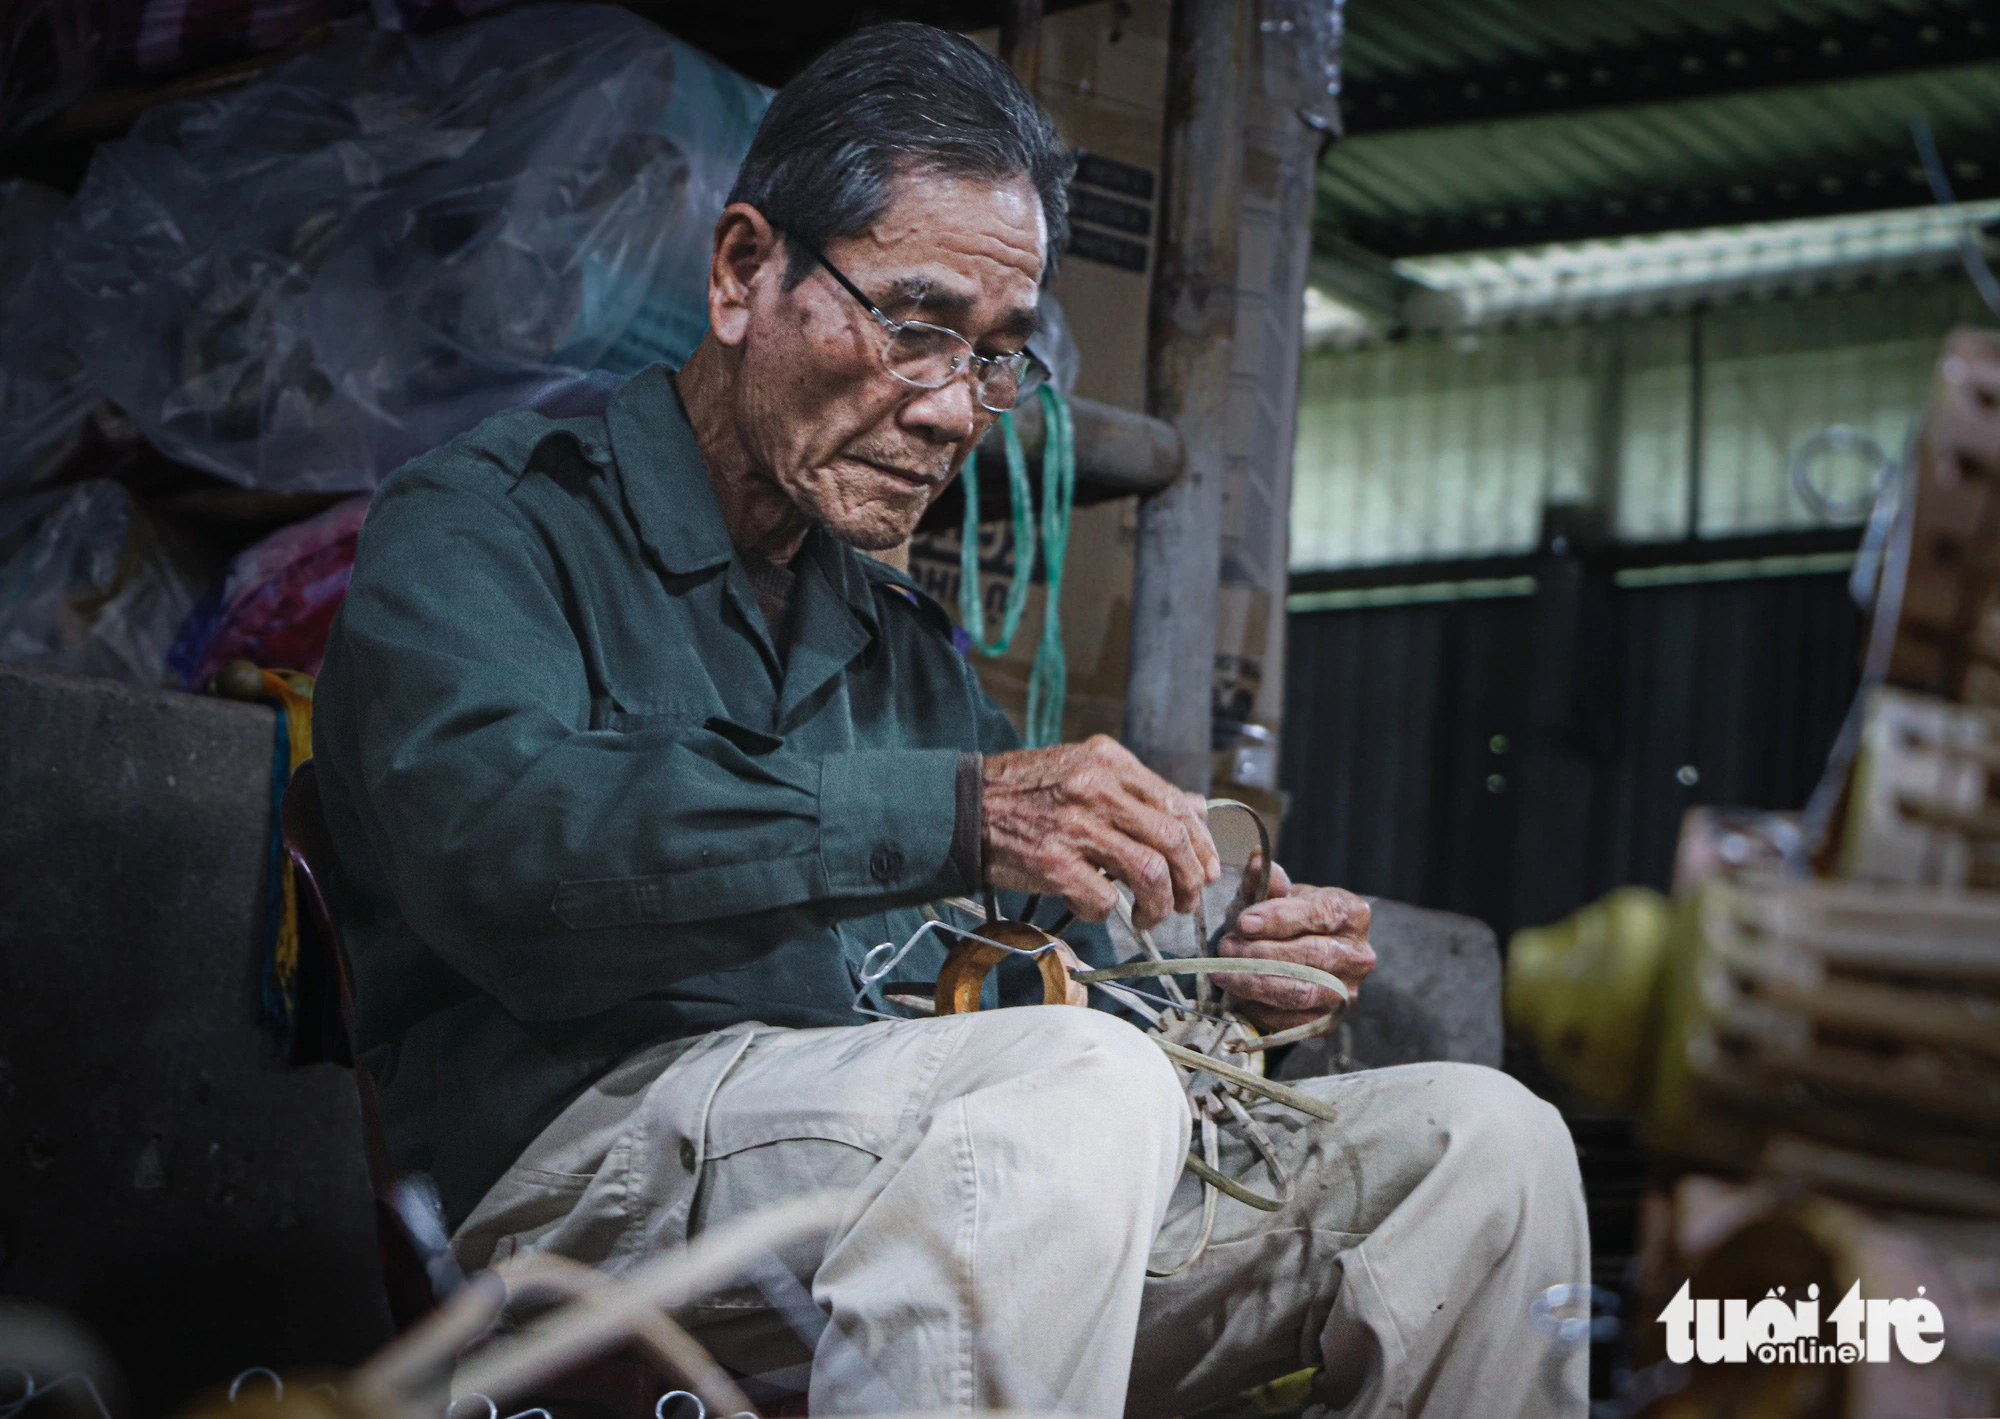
[314,364,1114,1226]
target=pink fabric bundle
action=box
[170,494,370,688]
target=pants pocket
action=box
[453,1165,598,1272]
[452,1028,759,1274]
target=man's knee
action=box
[974,1006,1190,1168]
[1424,1062,1582,1213]
[1034,1007,1186,1112]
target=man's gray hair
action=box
[727,22,1073,286]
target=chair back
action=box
[285,763,760,1414]
[283,759,358,1071]
[282,759,443,1330]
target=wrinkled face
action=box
[732,170,1045,550]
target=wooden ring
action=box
[933,919,1088,1015]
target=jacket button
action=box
[679,1139,698,1172]
[869,845,904,883]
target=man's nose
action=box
[899,370,983,444]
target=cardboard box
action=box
[908,498,1136,743]
[921,2,1319,789]
[912,0,1170,743]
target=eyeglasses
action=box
[798,238,1049,414]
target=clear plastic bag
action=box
[0,481,207,685]
[0,181,99,495]
[53,4,767,492]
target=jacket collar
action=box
[607,365,888,709]
[605,363,736,577]
[774,526,876,725]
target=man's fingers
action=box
[1104,752,1219,887]
[1079,823,1175,929]
[1238,886,1369,940]
[986,737,1223,923]
[1176,791,1222,882]
[1214,930,1375,1008]
[1094,791,1210,916]
[1047,862,1121,923]
[1055,739,1207,910]
[1237,851,1287,922]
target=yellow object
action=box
[209,659,316,1036]
[262,668,314,1029]
[1248,1368,1319,1412]
[1505,886,1677,1109]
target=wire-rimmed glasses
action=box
[799,238,1049,413]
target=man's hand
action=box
[1213,862,1374,1034]
[983,735,1220,929]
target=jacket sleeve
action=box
[313,455,972,1021]
[967,664,1025,756]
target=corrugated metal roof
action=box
[1343,0,1937,84]
[1307,198,2000,341]
[1323,61,2000,253]
[1410,198,2000,321]
[1321,0,2000,255]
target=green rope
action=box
[1026,385,1074,749]
[958,412,1036,656]
[956,385,1077,749]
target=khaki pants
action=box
[454,1008,1590,1418]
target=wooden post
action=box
[999,0,1043,90]
[1223,6,1343,814]
[1125,0,1248,792]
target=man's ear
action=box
[707,202,782,347]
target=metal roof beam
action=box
[1306,236,1424,326]
[1341,7,2000,134]
[1329,165,2000,258]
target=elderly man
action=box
[313,21,1588,1419]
